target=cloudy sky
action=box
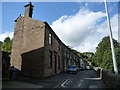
[1,2,118,52]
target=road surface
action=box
[55,70,106,88]
[3,70,107,89]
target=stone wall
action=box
[94,67,120,88]
[11,16,45,72]
[102,69,120,88]
[11,15,24,70]
[21,48,44,78]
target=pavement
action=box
[2,80,43,88]
[2,70,107,89]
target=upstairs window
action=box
[58,43,60,51]
[57,41,60,51]
[49,33,52,45]
[65,49,67,56]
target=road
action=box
[3,70,107,89]
[54,70,106,88]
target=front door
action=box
[54,53,57,74]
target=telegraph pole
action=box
[104,0,118,74]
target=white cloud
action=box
[0,32,13,42]
[51,8,118,52]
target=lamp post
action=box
[104,0,118,74]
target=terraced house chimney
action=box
[24,2,34,18]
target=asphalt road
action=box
[55,70,106,88]
[3,70,107,89]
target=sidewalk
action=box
[2,72,68,88]
[2,76,43,88]
[3,80,43,88]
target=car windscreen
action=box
[68,66,76,68]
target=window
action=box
[69,60,71,65]
[58,56,60,69]
[49,33,52,45]
[48,51,52,67]
[67,51,69,57]
[56,41,60,51]
[58,42,60,51]
[74,55,75,60]
[56,41,59,51]
[70,54,71,59]
[64,49,67,56]
[64,59,66,67]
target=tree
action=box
[0,41,3,51]
[91,36,120,72]
[82,52,94,58]
[2,37,12,76]
[1,37,12,52]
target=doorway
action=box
[54,53,57,74]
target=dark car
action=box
[79,67,83,71]
[66,65,77,74]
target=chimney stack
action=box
[24,2,34,18]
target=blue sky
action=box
[2,2,118,33]
[1,2,119,52]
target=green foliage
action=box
[90,36,120,72]
[1,37,12,52]
[71,49,79,54]
[72,49,94,60]
[0,41,3,51]
[115,47,120,72]
[82,52,94,58]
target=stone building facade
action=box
[11,2,80,78]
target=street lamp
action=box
[104,0,118,74]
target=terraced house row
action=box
[11,2,81,78]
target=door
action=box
[54,53,57,74]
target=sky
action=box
[1,2,119,52]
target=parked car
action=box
[86,66,90,70]
[77,67,80,71]
[79,67,83,71]
[66,65,77,74]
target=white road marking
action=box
[89,85,98,88]
[84,78,101,80]
[54,74,71,88]
[61,79,69,87]
[77,79,84,87]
